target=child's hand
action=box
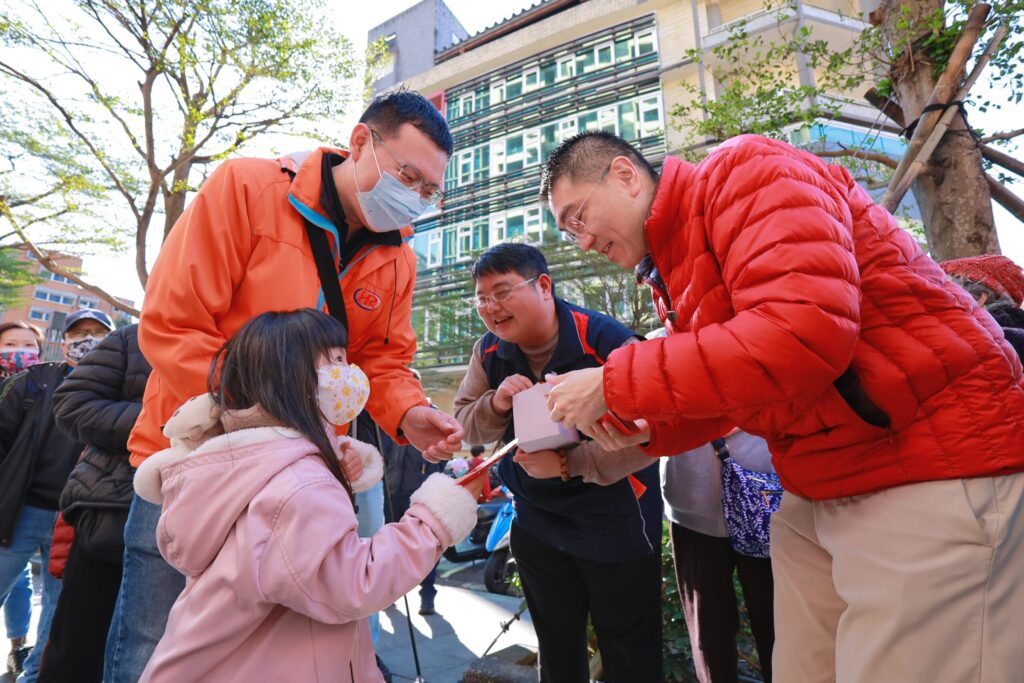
[513,449,563,479]
[459,471,488,500]
[337,437,367,482]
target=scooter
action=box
[483,496,520,596]
[441,497,504,563]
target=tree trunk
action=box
[879,0,998,260]
[163,159,193,242]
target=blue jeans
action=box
[103,495,185,683]
[355,482,385,646]
[3,564,32,639]
[0,506,61,683]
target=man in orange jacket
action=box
[541,131,1024,682]
[103,90,465,683]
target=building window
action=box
[427,231,442,268]
[506,134,525,173]
[456,222,474,260]
[558,119,577,141]
[473,146,490,182]
[506,210,525,239]
[578,111,598,132]
[576,48,595,74]
[541,123,559,159]
[505,75,523,100]
[490,81,505,105]
[489,214,506,244]
[540,61,557,86]
[489,140,506,176]
[615,36,633,61]
[556,56,575,81]
[29,308,51,322]
[596,41,614,67]
[599,106,618,134]
[523,67,540,92]
[639,94,663,136]
[443,227,457,265]
[457,150,473,186]
[635,29,657,56]
[78,299,98,309]
[618,101,639,140]
[526,207,543,244]
[525,129,541,167]
[460,94,475,116]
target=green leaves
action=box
[2,0,365,287]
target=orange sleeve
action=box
[137,160,253,405]
[349,247,427,443]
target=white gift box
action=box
[512,383,581,452]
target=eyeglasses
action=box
[562,167,611,244]
[467,277,538,309]
[65,329,109,341]
[370,129,445,204]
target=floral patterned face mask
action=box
[316,363,370,426]
[0,348,39,374]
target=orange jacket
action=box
[128,148,427,466]
[605,136,1024,499]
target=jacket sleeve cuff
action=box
[348,442,384,494]
[409,473,477,546]
[603,345,639,419]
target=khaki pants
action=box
[771,472,1024,682]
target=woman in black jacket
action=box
[37,324,150,683]
[0,309,112,683]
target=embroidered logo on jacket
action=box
[353,288,382,311]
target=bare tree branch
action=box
[986,174,1024,223]
[815,148,900,169]
[980,128,1024,145]
[0,62,141,220]
[0,198,140,317]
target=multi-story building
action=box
[1,248,135,355]
[370,0,909,375]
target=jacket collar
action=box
[281,147,413,255]
[642,156,696,276]
[495,298,588,379]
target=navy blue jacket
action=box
[481,298,661,563]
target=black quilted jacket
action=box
[53,324,151,561]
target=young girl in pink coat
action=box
[133,309,482,682]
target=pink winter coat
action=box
[134,426,477,683]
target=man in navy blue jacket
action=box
[453,243,662,682]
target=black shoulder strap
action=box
[283,165,348,330]
[711,438,730,462]
[303,218,348,330]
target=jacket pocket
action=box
[832,367,891,429]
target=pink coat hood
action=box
[135,426,477,683]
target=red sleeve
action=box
[606,140,861,430]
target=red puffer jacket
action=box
[604,135,1024,500]
[49,513,74,579]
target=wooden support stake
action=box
[883,21,1006,211]
[880,3,991,209]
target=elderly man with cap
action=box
[0,308,114,683]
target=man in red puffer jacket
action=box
[541,131,1024,683]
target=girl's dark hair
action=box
[0,321,44,348]
[208,309,352,495]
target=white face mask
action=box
[317,363,370,426]
[353,135,433,232]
